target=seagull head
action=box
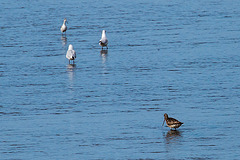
[64,18,67,23]
[102,30,106,34]
[101,30,107,38]
[68,44,73,50]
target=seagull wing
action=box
[100,37,108,45]
[72,50,76,58]
[61,24,67,32]
[66,50,75,59]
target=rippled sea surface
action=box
[1,0,240,159]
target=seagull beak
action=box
[162,119,165,126]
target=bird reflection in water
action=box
[61,36,67,46]
[67,64,76,70]
[166,130,181,138]
[163,130,183,158]
[100,49,108,64]
[100,49,108,55]
[67,64,76,85]
[164,130,182,144]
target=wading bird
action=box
[162,113,183,130]
[66,44,76,64]
[61,18,67,35]
[99,30,108,49]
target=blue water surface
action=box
[1,0,240,159]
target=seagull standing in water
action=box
[61,18,67,35]
[66,44,76,64]
[99,30,108,49]
[162,113,183,130]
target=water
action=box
[1,0,240,159]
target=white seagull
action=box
[66,44,76,64]
[61,18,67,34]
[99,30,108,49]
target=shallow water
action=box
[1,0,240,159]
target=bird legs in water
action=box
[69,60,74,64]
[62,32,67,36]
[102,46,108,50]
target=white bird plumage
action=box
[66,44,76,64]
[99,30,108,49]
[61,18,67,34]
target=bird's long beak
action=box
[162,119,165,126]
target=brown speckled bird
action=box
[162,113,183,130]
